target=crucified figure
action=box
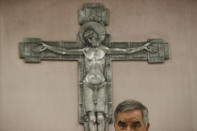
[35,22,152,131]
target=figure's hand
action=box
[42,42,67,55]
[143,42,152,52]
[40,43,48,51]
[144,42,151,47]
[143,42,158,53]
[32,43,47,52]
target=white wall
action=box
[0,0,197,131]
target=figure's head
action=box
[83,28,100,47]
[78,22,106,47]
[114,99,150,131]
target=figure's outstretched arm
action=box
[107,42,152,54]
[33,43,84,55]
[126,42,152,54]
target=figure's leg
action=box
[97,112,105,131]
[88,111,97,131]
[83,86,95,112]
[96,87,106,131]
[96,87,106,112]
[83,85,97,131]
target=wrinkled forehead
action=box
[117,109,143,122]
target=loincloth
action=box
[83,82,107,112]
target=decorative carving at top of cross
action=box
[79,3,109,25]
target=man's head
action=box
[114,99,150,131]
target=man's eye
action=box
[132,121,141,128]
[118,121,127,128]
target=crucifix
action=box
[19,3,169,131]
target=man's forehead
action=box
[117,109,143,122]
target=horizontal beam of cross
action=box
[19,38,169,63]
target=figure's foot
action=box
[88,112,97,131]
[97,112,105,131]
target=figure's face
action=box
[114,110,149,131]
[84,29,100,47]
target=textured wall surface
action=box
[0,0,197,131]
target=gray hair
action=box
[114,99,149,127]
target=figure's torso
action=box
[83,47,106,84]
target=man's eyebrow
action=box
[118,120,127,126]
[118,120,125,124]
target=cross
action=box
[19,3,169,131]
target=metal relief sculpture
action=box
[19,3,169,131]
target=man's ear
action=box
[146,123,150,131]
